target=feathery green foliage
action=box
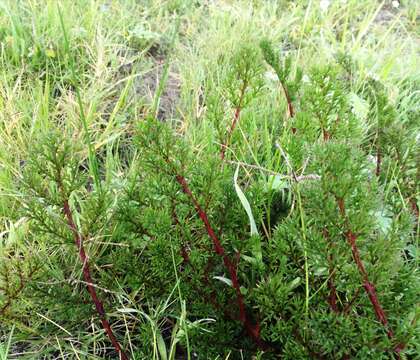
[0,0,418,359]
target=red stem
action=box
[322,128,331,142]
[62,200,128,360]
[327,262,339,313]
[409,197,419,220]
[336,197,403,357]
[220,82,248,160]
[280,82,294,118]
[174,174,264,346]
[345,230,390,330]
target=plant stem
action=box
[296,187,310,317]
[220,81,248,160]
[174,173,266,347]
[61,200,129,360]
[55,164,128,360]
[278,143,309,317]
[280,82,294,118]
[336,197,403,357]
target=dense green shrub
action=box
[1,35,418,360]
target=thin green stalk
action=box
[277,144,310,317]
[0,325,14,360]
[296,186,310,317]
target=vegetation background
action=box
[0,0,418,359]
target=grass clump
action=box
[0,0,419,359]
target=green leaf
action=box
[234,166,263,269]
[117,307,140,314]
[234,166,258,236]
[289,277,301,290]
[213,276,233,287]
[157,330,168,360]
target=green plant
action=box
[0,1,418,359]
